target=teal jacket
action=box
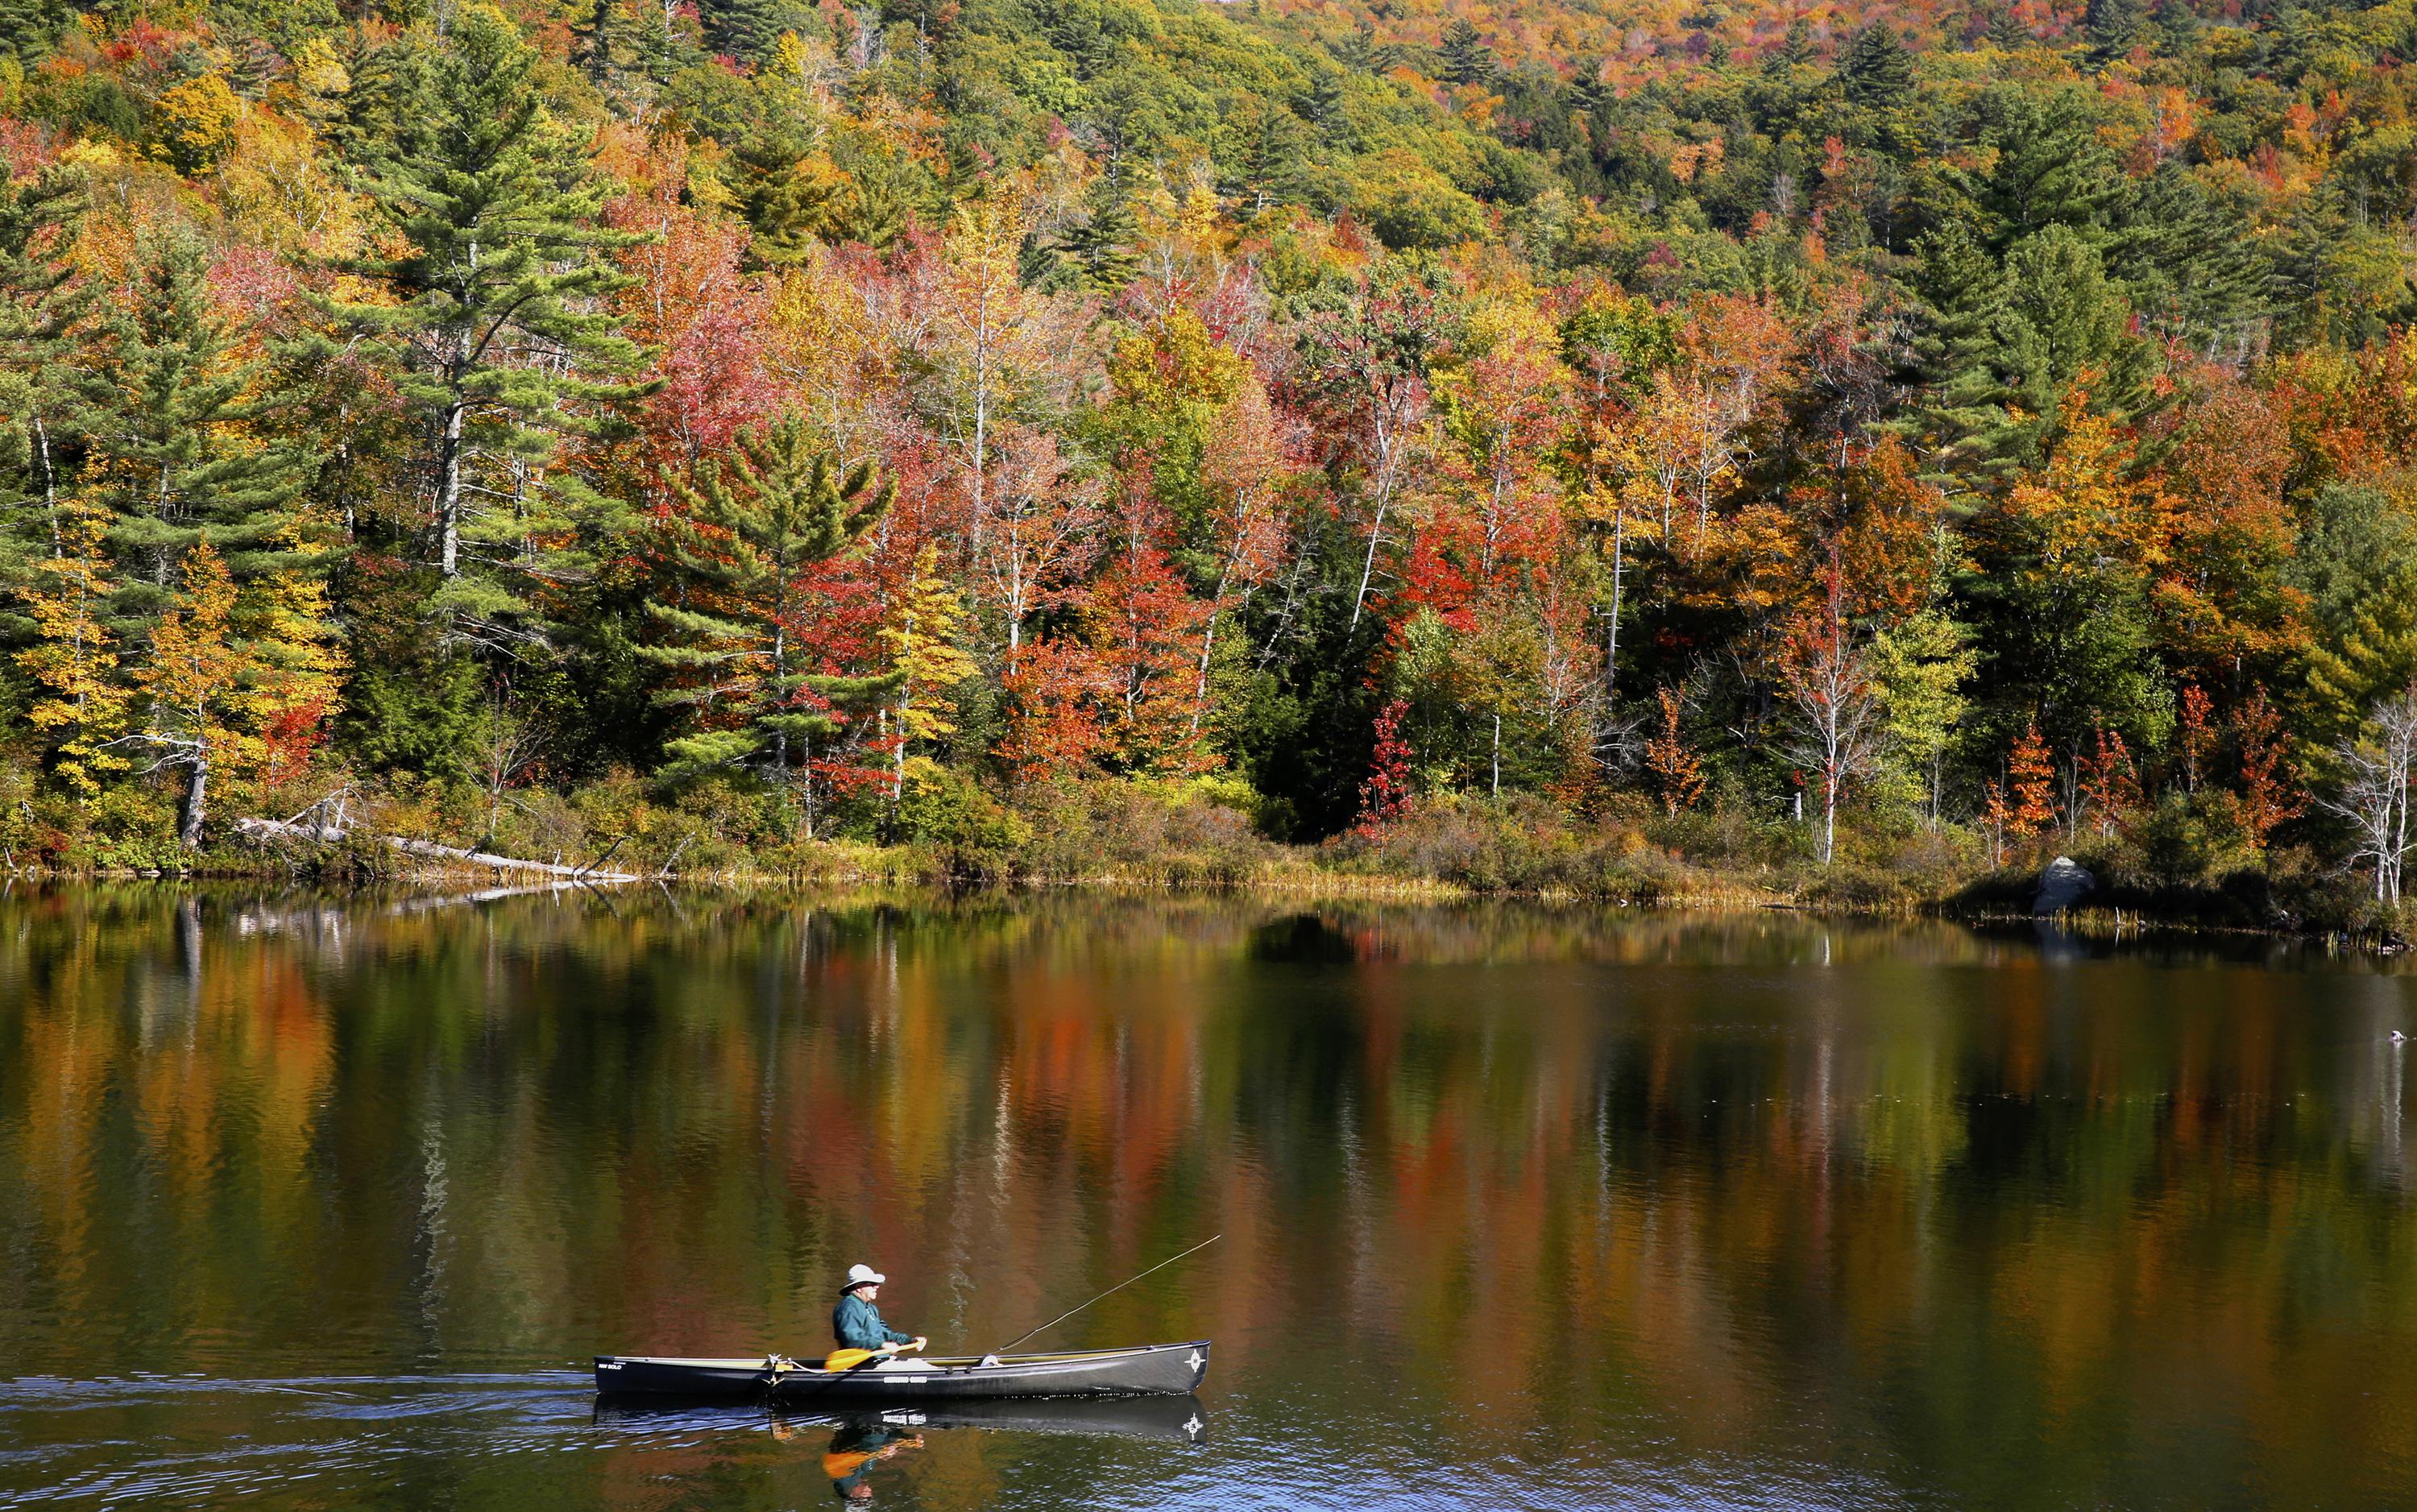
[833,1292,914,1352]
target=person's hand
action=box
[879,1341,899,1355]
[910,1336,928,1353]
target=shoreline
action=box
[6,847,2402,954]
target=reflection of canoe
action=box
[593,1341,1210,1401]
[594,1391,1211,1444]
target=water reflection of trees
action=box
[2,884,2415,1504]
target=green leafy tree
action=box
[1871,606,1978,821]
[1965,403,2172,755]
[15,499,128,798]
[113,541,243,847]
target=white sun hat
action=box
[844,1264,887,1290]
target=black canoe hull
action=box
[592,1392,1211,1444]
[594,1341,1210,1402]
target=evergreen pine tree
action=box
[831,145,918,249]
[1930,224,2159,474]
[2272,177,2412,348]
[734,131,860,258]
[0,0,68,66]
[1772,18,1820,70]
[1839,23,1919,154]
[1942,87,2129,251]
[699,0,789,64]
[0,164,90,605]
[314,5,650,619]
[95,226,306,629]
[1996,225,2157,430]
[628,0,703,85]
[1055,176,1142,292]
[1307,70,1358,152]
[1840,24,1915,112]
[1984,6,2031,50]
[1909,221,2011,464]
[326,31,445,175]
[2149,0,2198,55]
[642,416,895,789]
[2085,0,2146,65]
[573,0,630,84]
[1441,20,1503,89]
[1220,99,1317,214]
[2112,166,2273,358]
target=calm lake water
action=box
[2,886,2415,1510]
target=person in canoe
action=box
[834,1264,928,1365]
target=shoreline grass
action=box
[9,778,2407,951]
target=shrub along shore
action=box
[8,775,2399,947]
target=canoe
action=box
[593,1391,1212,1444]
[593,1340,1210,1401]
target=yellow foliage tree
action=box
[121,541,346,847]
[2003,391,2171,589]
[935,192,1042,548]
[127,540,248,847]
[16,499,130,798]
[881,542,979,806]
[151,73,242,174]
[238,560,348,789]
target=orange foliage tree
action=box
[2228,690,2303,850]
[2075,723,2141,842]
[1980,724,2059,868]
[1644,686,1706,818]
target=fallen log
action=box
[235,817,641,883]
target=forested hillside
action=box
[1,0,2414,911]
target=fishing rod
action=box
[989,1233,1222,1357]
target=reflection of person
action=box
[822,1423,922,1502]
[833,1265,928,1361]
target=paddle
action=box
[819,1342,923,1373]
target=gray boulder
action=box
[2034,855,2095,916]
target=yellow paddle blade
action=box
[821,1348,878,1372]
